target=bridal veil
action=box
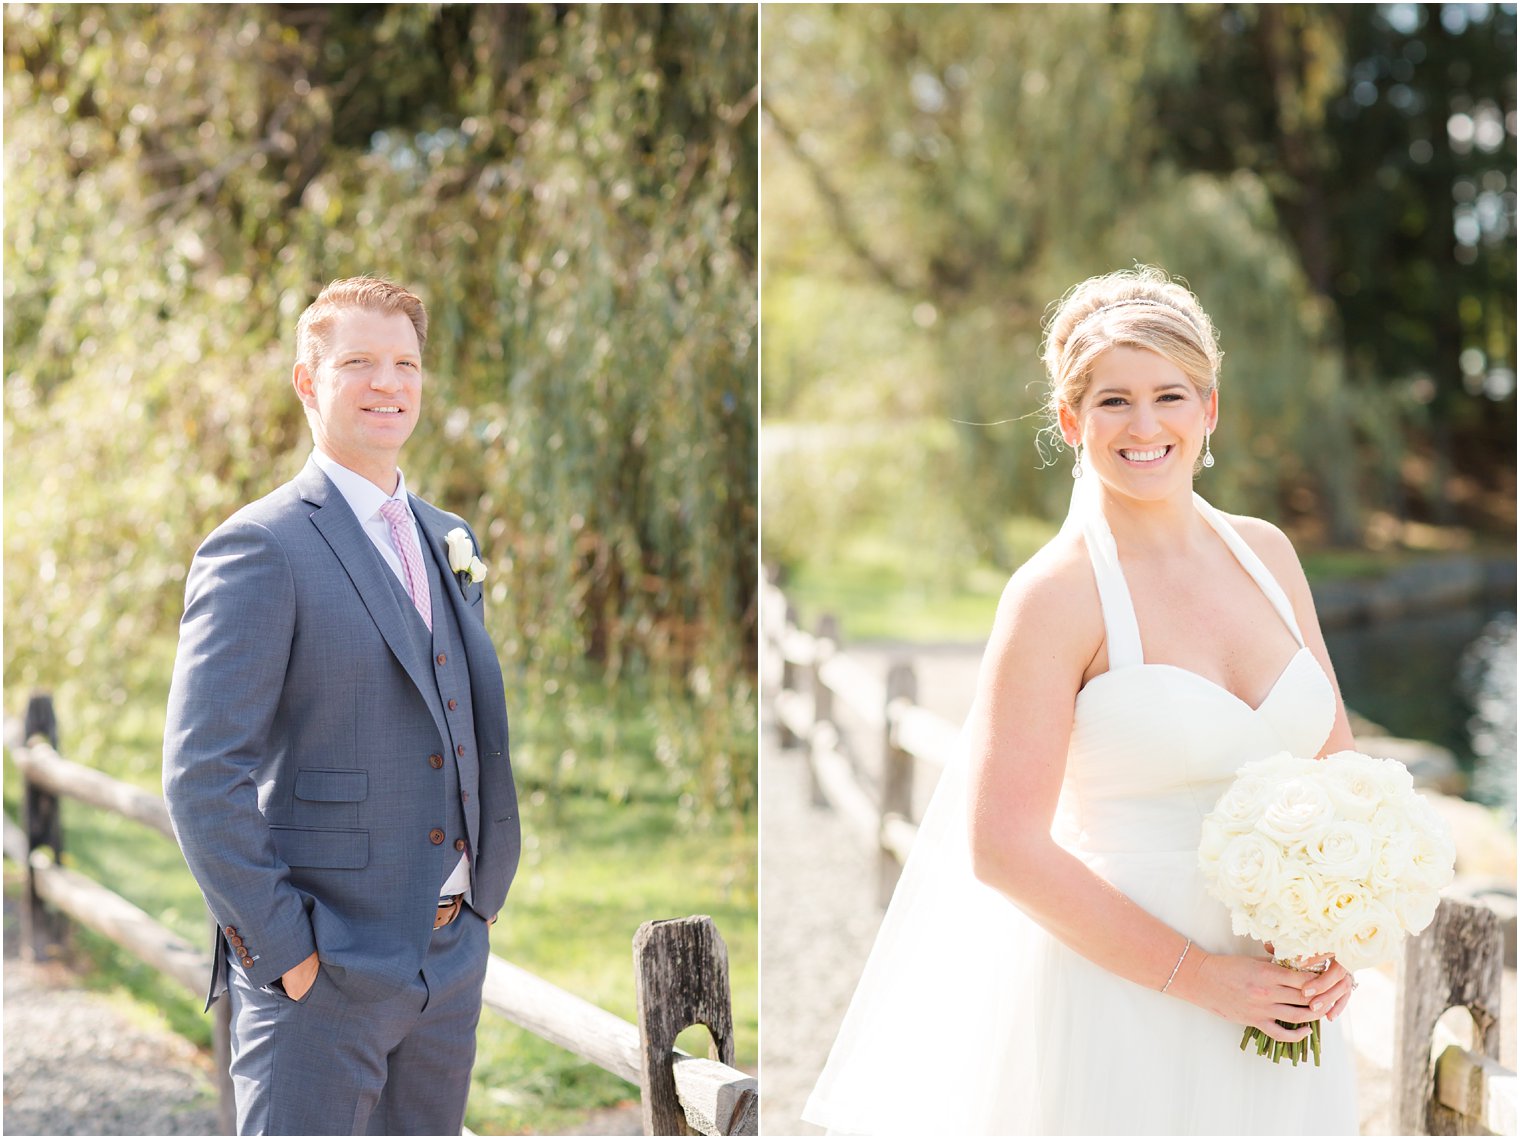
[800,477,1097,1135]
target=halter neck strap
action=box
[1192,493,1305,646]
[1077,499,1146,671]
[1073,487,1306,668]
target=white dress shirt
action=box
[311,449,421,587]
[311,449,471,901]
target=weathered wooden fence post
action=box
[777,603,801,749]
[21,691,66,961]
[808,615,839,807]
[878,661,917,905]
[634,916,738,1136]
[1394,896,1505,1135]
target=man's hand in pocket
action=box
[282,951,319,1001]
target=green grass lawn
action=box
[779,519,1058,643]
[2,666,756,1136]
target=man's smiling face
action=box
[293,307,422,492]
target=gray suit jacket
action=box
[163,456,520,1008]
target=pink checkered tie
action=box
[379,499,432,631]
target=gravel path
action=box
[759,723,881,1135]
[758,642,979,1134]
[2,924,222,1135]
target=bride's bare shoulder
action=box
[1222,512,1311,592]
[987,529,1102,651]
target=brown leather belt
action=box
[435,895,463,930]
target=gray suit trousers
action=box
[227,908,492,1136]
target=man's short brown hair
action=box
[295,277,429,370]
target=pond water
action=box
[1326,602,1516,827]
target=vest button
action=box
[436,653,446,666]
[428,828,445,845]
[447,699,458,711]
[456,744,466,757]
[454,838,468,852]
[428,754,444,769]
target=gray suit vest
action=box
[382,528,482,896]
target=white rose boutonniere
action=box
[444,526,487,584]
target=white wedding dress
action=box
[803,490,1359,1135]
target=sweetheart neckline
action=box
[1075,645,1322,716]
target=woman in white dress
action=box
[804,267,1361,1135]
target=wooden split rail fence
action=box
[4,693,757,1137]
[762,571,1515,1136]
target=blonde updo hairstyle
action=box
[1039,266,1222,460]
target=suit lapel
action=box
[298,459,449,743]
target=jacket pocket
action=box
[294,768,368,802]
[270,825,369,869]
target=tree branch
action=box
[761,97,916,296]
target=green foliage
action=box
[1160,6,1516,420]
[4,4,757,812]
[761,3,1515,590]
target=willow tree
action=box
[4,4,757,811]
[762,3,1508,574]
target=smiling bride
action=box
[803,266,1360,1135]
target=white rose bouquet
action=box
[1199,750,1456,1066]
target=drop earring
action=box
[1202,430,1215,469]
[1071,442,1084,479]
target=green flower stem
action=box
[1240,1019,1323,1067]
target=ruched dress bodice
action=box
[1068,649,1333,854]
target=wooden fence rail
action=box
[762,572,1514,1136]
[4,694,756,1137]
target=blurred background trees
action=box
[5,3,758,814]
[762,3,1514,581]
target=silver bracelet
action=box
[1160,937,1191,993]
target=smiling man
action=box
[163,277,520,1135]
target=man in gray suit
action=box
[163,277,520,1135]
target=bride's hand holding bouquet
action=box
[1170,947,1357,1052]
[1197,750,1456,1065]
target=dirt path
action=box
[2,889,222,1136]
[759,723,883,1135]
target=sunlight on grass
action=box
[780,516,1057,642]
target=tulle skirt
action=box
[802,754,1359,1136]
